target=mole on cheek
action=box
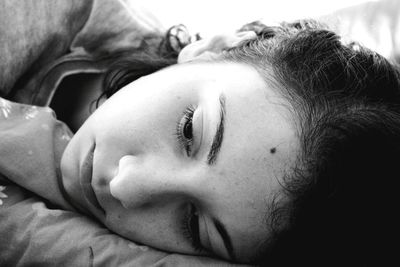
[270,147,277,154]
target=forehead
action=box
[143,61,299,260]
[168,62,298,259]
[213,71,298,259]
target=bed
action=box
[1,0,399,266]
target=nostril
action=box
[110,154,172,210]
[109,177,119,199]
[110,155,142,209]
[109,176,131,209]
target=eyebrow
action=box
[213,217,236,261]
[206,94,226,165]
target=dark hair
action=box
[222,20,400,266]
[101,21,400,266]
[97,24,193,105]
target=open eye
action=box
[176,105,196,155]
[182,116,193,140]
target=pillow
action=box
[0,176,248,266]
[320,0,400,60]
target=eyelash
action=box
[175,105,196,156]
[176,107,204,252]
[180,203,204,252]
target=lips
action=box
[80,143,105,217]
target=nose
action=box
[109,155,199,209]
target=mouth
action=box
[80,143,105,217]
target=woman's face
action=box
[61,61,299,262]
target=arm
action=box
[0,0,166,106]
[0,0,92,98]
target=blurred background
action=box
[133,0,399,60]
[134,0,375,37]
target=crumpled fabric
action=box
[0,0,166,106]
[0,97,245,266]
[320,0,400,61]
[0,0,249,265]
[0,97,74,209]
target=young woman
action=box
[61,20,400,266]
[1,2,399,266]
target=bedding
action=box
[0,0,248,265]
[0,97,246,266]
[1,0,400,265]
[320,0,400,61]
[0,0,166,106]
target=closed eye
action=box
[180,203,204,252]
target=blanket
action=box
[0,97,243,266]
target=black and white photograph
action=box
[0,0,398,266]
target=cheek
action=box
[104,204,193,254]
[91,84,199,144]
